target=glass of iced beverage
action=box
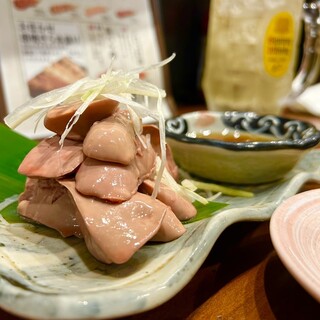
[202,0,320,114]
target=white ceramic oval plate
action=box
[1,151,320,319]
[270,188,320,303]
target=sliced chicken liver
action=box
[18,135,84,178]
[82,110,136,165]
[60,180,170,264]
[44,98,119,140]
[18,178,81,238]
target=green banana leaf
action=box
[0,124,36,201]
[0,124,36,222]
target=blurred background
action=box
[0,0,319,121]
[158,0,210,106]
[158,0,312,109]
[0,0,210,123]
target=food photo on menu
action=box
[1,0,320,320]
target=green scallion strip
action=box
[190,179,254,198]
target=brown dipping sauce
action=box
[191,129,276,143]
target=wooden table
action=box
[1,107,320,319]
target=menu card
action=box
[0,0,172,138]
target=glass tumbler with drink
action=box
[202,0,320,115]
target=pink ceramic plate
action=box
[270,189,320,302]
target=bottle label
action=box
[263,12,295,78]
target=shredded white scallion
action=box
[4,78,90,129]
[181,179,197,192]
[125,105,143,137]
[151,86,166,198]
[4,55,175,129]
[207,192,222,202]
[4,54,178,200]
[155,157,209,205]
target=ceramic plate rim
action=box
[270,189,320,302]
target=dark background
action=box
[158,0,210,106]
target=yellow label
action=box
[263,12,295,77]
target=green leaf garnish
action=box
[183,200,228,224]
[0,124,36,202]
[0,201,24,223]
[0,124,36,223]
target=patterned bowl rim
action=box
[165,111,320,151]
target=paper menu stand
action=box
[0,0,175,139]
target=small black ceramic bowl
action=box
[165,111,320,184]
